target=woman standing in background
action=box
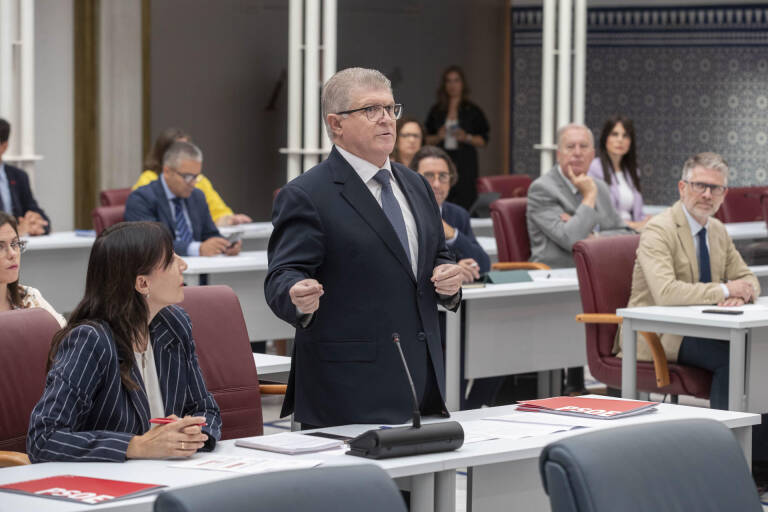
[425,66,490,210]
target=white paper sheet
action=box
[169,456,322,474]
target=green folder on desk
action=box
[483,270,533,284]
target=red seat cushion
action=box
[490,197,530,262]
[476,175,532,199]
[91,205,125,235]
[99,188,133,207]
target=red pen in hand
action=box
[149,418,207,426]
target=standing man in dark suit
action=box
[125,141,240,257]
[265,67,464,428]
[0,118,50,236]
[410,145,490,283]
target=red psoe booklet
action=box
[516,396,658,419]
[0,475,165,505]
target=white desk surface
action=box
[182,251,268,275]
[0,400,757,511]
[469,218,493,230]
[617,297,768,330]
[476,236,497,257]
[23,231,96,250]
[218,222,273,240]
[252,353,291,379]
[461,271,578,300]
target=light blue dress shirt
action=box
[160,174,201,256]
[0,163,12,215]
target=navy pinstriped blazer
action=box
[27,305,221,463]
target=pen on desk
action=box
[150,418,207,426]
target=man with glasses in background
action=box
[621,152,768,490]
[266,67,463,428]
[125,141,240,256]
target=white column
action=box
[321,0,336,153]
[538,0,556,175]
[572,0,587,124]
[19,0,33,158]
[556,0,573,130]
[285,0,302,182]
[302,0,320,170]
[0,0,14,132]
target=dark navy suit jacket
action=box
[27,305,221,462]
[2,164,51,233]
[265,147,460,427]
[124,179,220,256]
[441,201,490,273]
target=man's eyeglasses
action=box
[421,172,451,184]
[684,180,727,196]
[0,239,27,255]
[170,168,202,185]
[337,104,403,122]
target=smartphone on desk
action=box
[702,309,744,315]
[226,231,243,248]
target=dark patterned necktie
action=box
[172,197,193,243]
[698,227,711,283]
[373,169,411,264]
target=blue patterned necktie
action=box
[373,169,411,265]
[172,197,193,243]
[698,227,711,283]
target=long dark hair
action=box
[391,116,425,166]
[47,222,175,390]
[143,127,190,173]
[598,115,640,191]
[0,212,27,308]
[436,65,471,111]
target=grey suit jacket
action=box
[527,166,629,268]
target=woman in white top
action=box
[587,116,651,231]
[0,211,65,327]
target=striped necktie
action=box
[172,197,193,243]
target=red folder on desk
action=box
[0,475,165,505]
[517,396,658,419]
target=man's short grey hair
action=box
[556,123,594,149]
[321,67,392,140]
[162,140,203,170]
[681,152,729,183]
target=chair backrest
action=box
[539,418,761,512]
[99,188,133,207]
[0,309,61,452]
[714,186,768,223]
[476,174,532,199]
[573,236,640,363]
[91,205,125,235]
[179,285,263,440]
[490,197,530,261]
[153,465,407,512]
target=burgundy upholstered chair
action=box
[476,174,532,199]
[91,205,125,235]
[489,197,548,270]
[99,187,132,207]
[714,186,768,223]
[573,236,711,399]
[180,285,285,440]
[0,308,62,466]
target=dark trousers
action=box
[678,335,768,462]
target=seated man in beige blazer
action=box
[624,151,758,410]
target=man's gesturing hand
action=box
[289,279,324,314]
[431,264,463,296]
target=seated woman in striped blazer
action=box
[27,221,222,462]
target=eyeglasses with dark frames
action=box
[336,104,403,122]
[683,180,727,196]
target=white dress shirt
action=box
[336,145,419,276]
[681,204,729,298]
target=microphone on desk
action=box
[347,333,464,460]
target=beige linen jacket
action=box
[617,201,759,362]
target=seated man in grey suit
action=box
[527,123,631,394]
[527,123,631,269]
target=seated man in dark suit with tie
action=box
[0,118,50,236]
[410,145,490,283]
[125,141,240,257]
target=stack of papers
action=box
[170,456,322,474]
[235,432,345,454]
